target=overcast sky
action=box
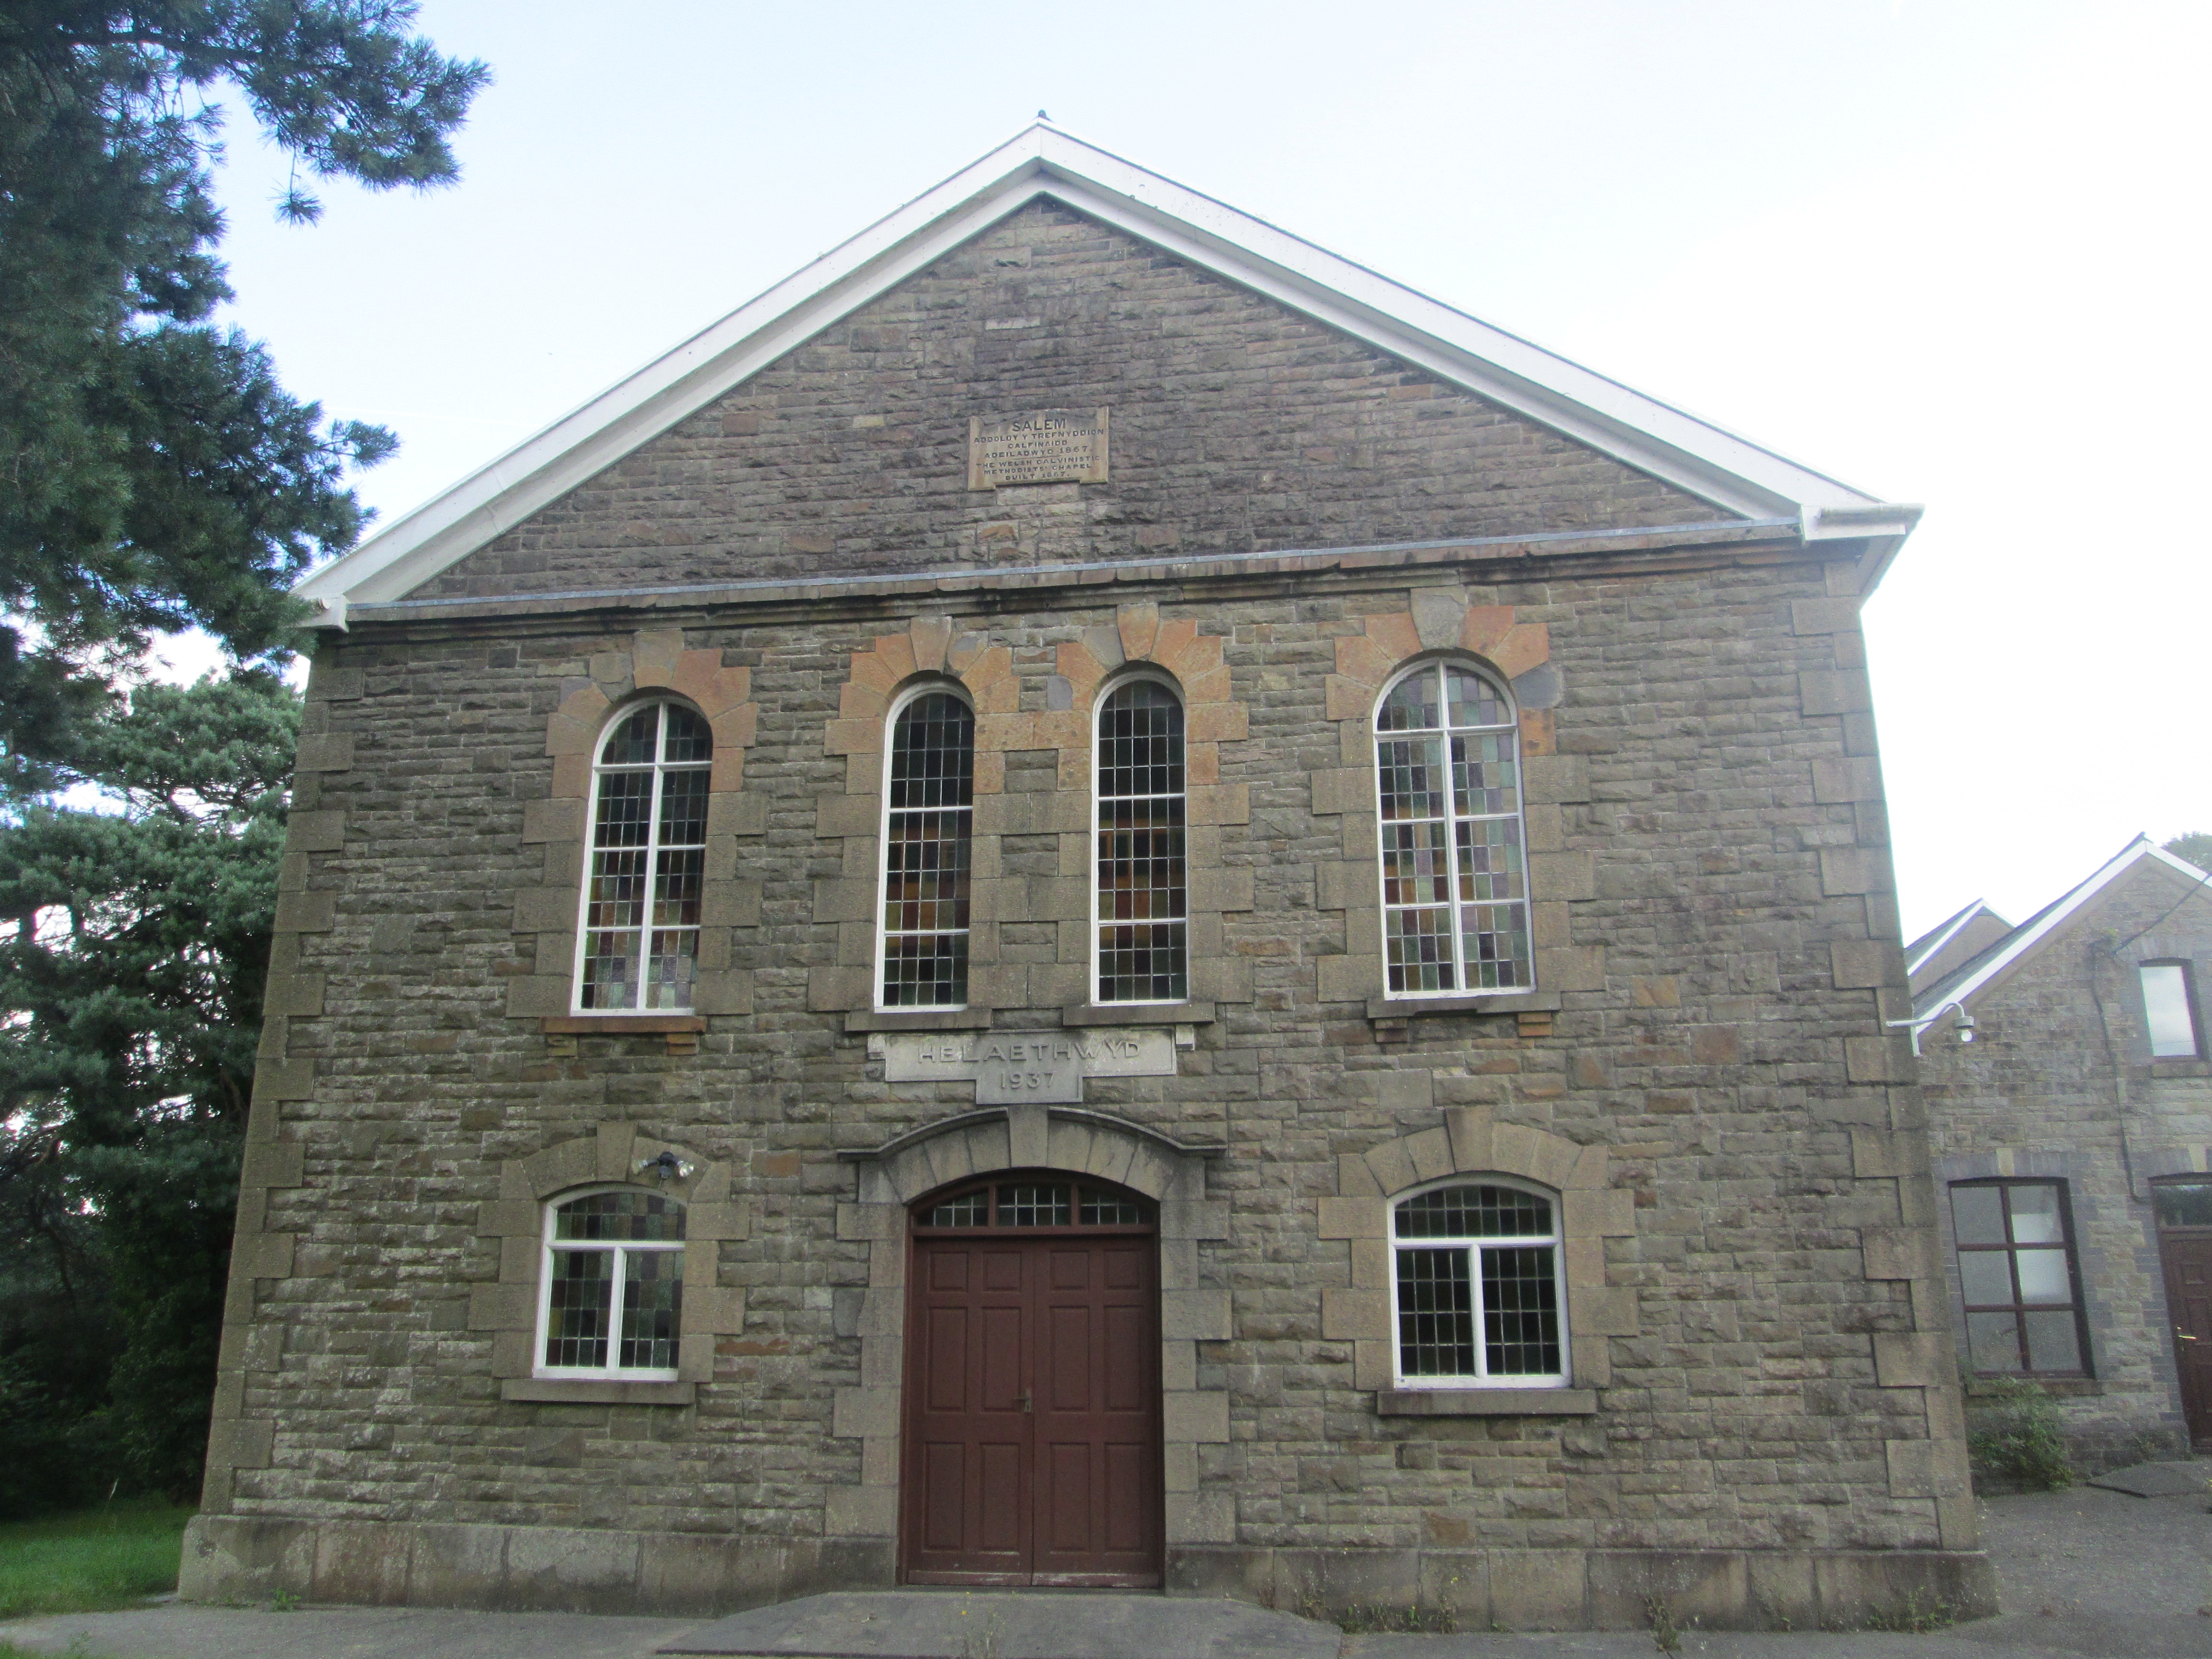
[190,0,2208,938]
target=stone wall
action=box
[1919,867,2212,1471]
[193,547,1986,1622]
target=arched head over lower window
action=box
[1374,660,1531,997]
[1392,1178,1566,1388]
[1095,676,1187,1004]
[536,1187,685,1380]
[576,700,711,1011]
[879,685,975,1008]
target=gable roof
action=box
[1912,838,2212,1020]
[295,121,1920,627]
[1904,898,2013,992]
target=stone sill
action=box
[1376,1387,1596,1416]
[1062,1002,1214,1027]
[2146,1058,2212,1078]
[502,1378,696,1405]
[845,1008,995,1034]
[1368,989,1563,1023]
[541,1015,706,1035]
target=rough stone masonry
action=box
[181,191,1993,1629]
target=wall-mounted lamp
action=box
[1886,1001,1976,1057]
[637,1150,695,1185]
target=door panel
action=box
[903,1226,1162,1587]
[2159,1228,2212,1446]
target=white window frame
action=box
[570,699,711,1013]
[1388,1175,1569,1390]
[1090,669,1189,1006]
[1371,658,1534,1002]
[533,1185,685,1382]
[875,681,976,1011]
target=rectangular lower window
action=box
[2141,962,2204,1058]
[1951,1180,2090,1377]
[1392,1181,1565,1386]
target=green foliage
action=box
[1860,1588,1959,1634]
[0,672,299,1505]
[1966,1376,2076,1491]
[2164,832,2212,873]
[0,1494,193,1618]
[0,2,486,796]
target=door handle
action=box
[1018,1390,1033,1413]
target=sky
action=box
[182,0,2209,938]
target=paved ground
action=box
[4,1480,2209,1659]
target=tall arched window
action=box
[1375,661,1531,996]
[576,701,711,1010]
[880,689,974,1008]
[1392,1179,1566,1388]
[536,1188,685,1379]
[1095,678,1187,1003]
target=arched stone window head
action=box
[1392,1179,1567,1388]
[1375,661,1532,996]
[880,687,975,1008]
[536,1187,685,1380]
[1095,677,1187,1003]
[576,701,711,1010]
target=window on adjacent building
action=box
[1095,678,1187,1003]
[1392,1180,1566,1387]
[1375,661,1532,997]
[880,689,974,1008]
[1950,1180,2090,1376]
[537,1189,684,1378]
[576,702,711,1010]
[2141,962,2204,1058]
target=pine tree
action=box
[0,2,488,795]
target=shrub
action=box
[1966,1377,2075,1490]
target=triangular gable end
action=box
[1914,840,2212,1017]
[295,122,1920,626]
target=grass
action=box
[0,1496,194,1620]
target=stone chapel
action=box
[181,125,1993,1628]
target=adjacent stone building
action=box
[1911,839,2212,1471]
[180,125,1993,1627]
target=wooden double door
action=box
[900,1177,1162,1587]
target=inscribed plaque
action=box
[878,1027,1176,1106]
[967,409,1109,489]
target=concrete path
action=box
[5,1479,2210,1659]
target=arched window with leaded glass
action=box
[1391,1179,1566,1388]
[1374,661,1532,997]
[535,1188,685,1380]
[1095,677,1187,1004]
[575,701,712,1010]
[879,687,975,1008]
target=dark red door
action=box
[902,1178,1162,1587]
[2154,1182,2212,1446]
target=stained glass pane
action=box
[601,709,659,767]
[1396,1185,1553,1240]
[662,705,712,763]
[555,1190,686,1242]
[1097,684,1188,1003]
[883,694,974,1007]
[1451,733,1519,817]
[1377,736,1447,821]
[1460,903,1531,989]
[617,1249,683,1370]
[1378,667,1442,733]
[1481,1244,1562,1375]
[1445,665,1510,731]
[1455,817,1526,903]
[544,1249,613,1368]
[578,928,639,1010]
[1382,820,1453,906]
[594,770,654,850]
[999,1184,1071,1227]
[1396,1248,1475,1376]
[1385,906,1455,993]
